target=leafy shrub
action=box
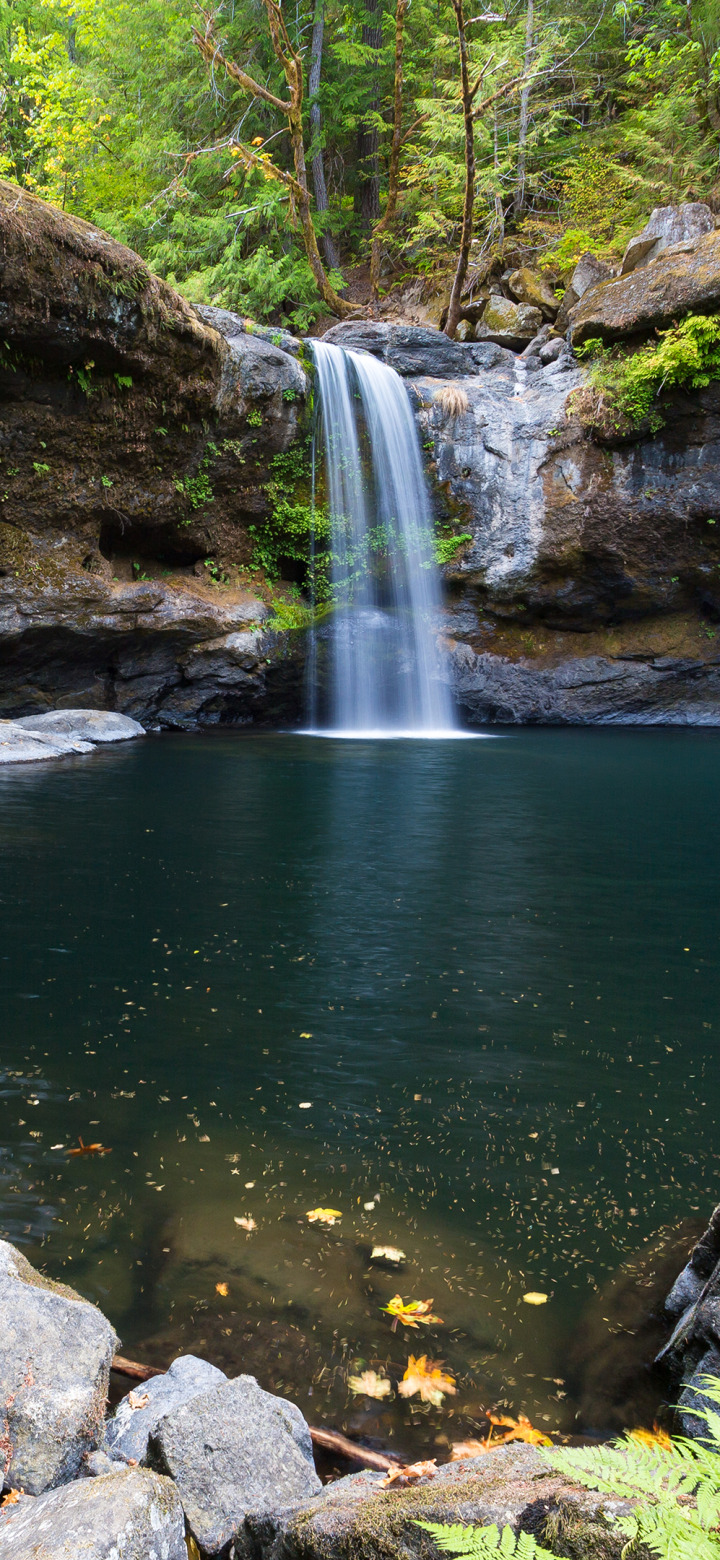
[572,312,720,433]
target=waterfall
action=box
[309,341,455,735]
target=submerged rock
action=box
[105,1355,227,1465]
[0,1466,186,1560]
[0,1240,118,1495]
[149,1374,321,1555]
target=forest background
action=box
[2,0,720,332]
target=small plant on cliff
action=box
[573,313,720,434]
[434,533,472,565]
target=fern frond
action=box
[630,1502,720,1560]
[413,1521,560,1558]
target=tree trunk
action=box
[492,105,504,247]
[513,0,534,218]
[309,0,342,273]
[444,0,475,339]
[369,0,408,298]
[355,0,382,233]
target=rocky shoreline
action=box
[1,1208,719,1558]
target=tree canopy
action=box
[2,0,720,330]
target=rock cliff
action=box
[3,183,720,727]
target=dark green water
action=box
[1,729,718,1456]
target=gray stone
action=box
[194,304,303,359]
[0,723,95,764]
[0,1240,118,1495]
[621,202,714,276]
[570,252,614,298]
[16,710,145,744]
[0,1467,186,1560]
[569,226,720,344]
[149,1374,321,1556]
[320,321,475,378]
[476,297,543,349]
[538,338,566,364]
[242,1446,638,1560]
[676,1346,720,1439]
[105,1355,227,1465]
[507,266,559,319]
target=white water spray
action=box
[309,341,455,735]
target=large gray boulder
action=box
[149,1374,321,1556]
[0,722,95,763]
[569,226,720,344]
[242,1446,639,1560]
[0,1467,186,1560]
[621,202,714,275]
[105,1354,227,1465]
[476,297,543,349]
[16,711,145,744]
[0,1241,118,1494]
[320,321,475,378]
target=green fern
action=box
[414,1522,559,1558]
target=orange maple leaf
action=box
[382,1296,444,1331]
[67,1137,111,1156]
[381,1458,437,1487]
[398,1355,456,1407]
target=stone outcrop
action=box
[657,1203,720,1437]
[0,1240,118,1495]
[149,1375,322,1555]
[476,297,544,349]
[0,181,309,728]
[243,1447,639,1560]
[0,1466,186,1560]
[104,1355,227,1466]
[568,225,720,344]
[507,267,559,320]
[621,202,715,276]
[0,709,144,762]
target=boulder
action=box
[194,304,302,359]
[0,1467,186,1560]
[657,1202,720,1437]
[507,267,559,319]
[320,321,474,378]
[476,298,543,349]
[149,1374,321,1555]
[621,202,714,276]
[104,1355,227,1465]
[0,723,95,763]
[571,252,615,299]
[568,227,720,344]
[15,711,145,745]
[0,1241,118,1494]
[243,1446,639,1560]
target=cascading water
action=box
[309,340,455,735]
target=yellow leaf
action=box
[522,1292,548,1305]
[382,1295,443,1329]
[370,1245,405,1263]
[307,1208,342,1224]
[348,1370,392,1399]
[628,1424,673,1451]
[398,1355,456,1407]
[485,1413,552,1448]
[234,1216,257,1231]
[251,136,264,145]
[299,1032,312,1038]
[216,1282,229,1296]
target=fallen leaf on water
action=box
[128,1391,149,1411]
[307,1208,341,1225]
[522,1292,548,1305]
[451,1439,489,1460]
[382,1295,443,1331]
[299,1032,312,1039]
[370,1245,406,1263]
[348,1370,392,1400]
[629,1424,673,1451]
[0,1489,22,1507]
[234,1216,257,1232]
[485,1413,552,1448]
[398,1356,456,1407]
[381,1459,437,1487]
[216,1282,229,1296]
[67,1137,111,1157]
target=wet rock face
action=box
[0,1466,186,1560]
[0,1240,118,1495]
[657,1204,720,1437]
[416,353,720,724]
[0,182,309,728]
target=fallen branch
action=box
[110,1356,404,1471]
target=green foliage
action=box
[576,312,720,431]
[434,533,472,564]
[414,1522,558,1559]
[173,471,214,510]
